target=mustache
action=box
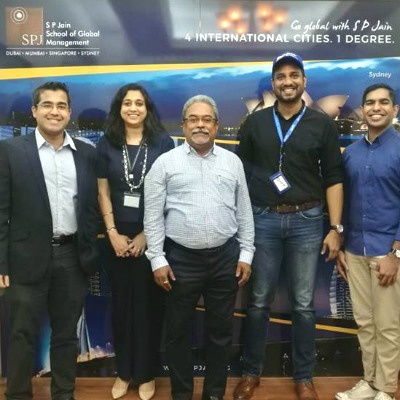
[192,129,209,134]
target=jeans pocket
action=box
[299,204,324,220]
[252,204,269,216]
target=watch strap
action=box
[330,224,344,234]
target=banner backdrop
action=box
[1,0,399,378]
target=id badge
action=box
[123,191,141,208]
[269,171,291,194]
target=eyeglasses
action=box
[183,116,217,125]
[37,102,69,111]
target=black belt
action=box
[165,236,235,254]
[268,200,321,214]
[52,234,76,246]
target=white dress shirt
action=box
[36,129,78,236]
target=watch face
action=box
[395,249,400,258]
[332,225,344,234]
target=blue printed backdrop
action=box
[0,57,399,130]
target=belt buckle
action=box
[276,204,284,213]
[52,236,61,246]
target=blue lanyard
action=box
[273,106,306,170]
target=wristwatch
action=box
[391,248,400,259]
[330,224,344,235]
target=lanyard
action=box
[124,139,143,174]
[273,106,306,170]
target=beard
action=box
[274,86,304,104]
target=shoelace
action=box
[347,380,368,393]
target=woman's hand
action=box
[108,229,131,257]
[126,231,147,258]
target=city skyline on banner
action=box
[0,57,398,136]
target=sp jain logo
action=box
[5,7,44,46]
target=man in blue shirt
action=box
[336,83,400,400]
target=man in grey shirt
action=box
[144,95,254,400]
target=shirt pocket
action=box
[215,169,237,209]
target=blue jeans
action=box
[242,204,323,382]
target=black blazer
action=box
[0,133,99,284]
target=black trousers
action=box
[164,237,240,400]
[104,221,165,384]
[104,250,164,383]
[4,243,87,400]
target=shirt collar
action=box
[183,140,216,157]
[274,100,306,120]
[35,129,77,151]
[363,126,396,146]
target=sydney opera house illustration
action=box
[240,88,398,147]
[243,90,348,119]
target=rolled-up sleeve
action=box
[320,118,344,188]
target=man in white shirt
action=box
[144,95,254,400]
